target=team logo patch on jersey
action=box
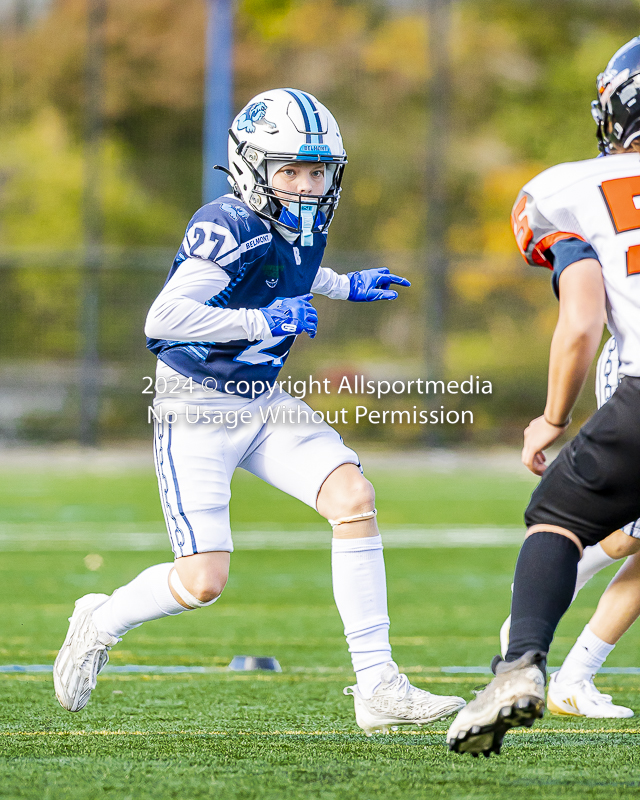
[220,203,251,231]
[237,102,277,134]
[263,262,281,289]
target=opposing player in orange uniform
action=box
[449,36,640,756]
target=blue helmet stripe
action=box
[285,89,323,144]
[285,89,312,143]
[297,92,323,144]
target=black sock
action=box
[505,530,581,662]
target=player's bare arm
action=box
[522,258,605,475]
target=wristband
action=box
[543,414,572,428]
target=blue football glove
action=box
[347,268,411,302]
[260,294,318,339]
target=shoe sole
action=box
[448,695,544,757]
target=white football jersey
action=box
[512,152,640,377]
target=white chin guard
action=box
[169,568,219,609]
[328,508,377,530]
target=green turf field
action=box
[1,456,639,799]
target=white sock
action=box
[556,624,615,684]
[331,535,392,699]
[92,563,186,638]
[573,543,618,599]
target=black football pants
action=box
[506,376,640,662]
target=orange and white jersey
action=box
[512,152,640,378]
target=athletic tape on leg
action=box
[169,569,219,609]
[328,509,377,529]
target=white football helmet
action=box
[225,88,347,236]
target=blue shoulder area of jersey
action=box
[547,238,600,299]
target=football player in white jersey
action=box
[499,336,640,718]
[448,37,640,756]
[53,88,465,733]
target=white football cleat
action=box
[53,593,119,712]
[447,651,546,757]
[344,662,466,735]
[547,671,634,718]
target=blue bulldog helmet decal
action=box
[236,101,277,134]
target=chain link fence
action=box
[0,247,565,446]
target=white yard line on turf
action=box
[0,524,525,550]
